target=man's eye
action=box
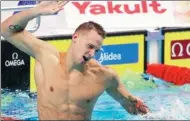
[95,50,99,53]
[88,44,94,49]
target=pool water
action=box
[1,74,190,120]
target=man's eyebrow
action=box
[88,43,95,48]
[88,43,101,50]
[89,43,94,46]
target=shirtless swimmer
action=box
[1,1,150,120]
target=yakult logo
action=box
[72,1,167,15]
[95,44,138,65]
[5,52,25,67]
[98,48,121,64]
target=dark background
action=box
[1,41,30,90]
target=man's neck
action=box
[64,48,84,73]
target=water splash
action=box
[140,96,190,120]
[180,84,190,92]
[121,69,157,91]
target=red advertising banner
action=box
[171,39,190,60]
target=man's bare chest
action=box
[41,69,106,105]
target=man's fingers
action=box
[39,1,52,5]
[140,106,150,114]
[57,1,69,5]
[58,1,69,8]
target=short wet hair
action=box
[74,21,106,39]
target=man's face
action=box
[72,30,103,64]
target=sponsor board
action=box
[1,41,30,89]
[94,44,138,65]
[164,30,190,68]
[171,39,190,60]
[64,1,190,29]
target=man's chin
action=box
[81,59,90,64]
[81,60,88,64]
[79,58,86,64]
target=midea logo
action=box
[97,48,121,64]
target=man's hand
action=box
[136,99,150,114]
[36,1,69,15]
[128,96,150,115]
[1,1,69,59]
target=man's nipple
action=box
[50,86,54,92]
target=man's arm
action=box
[1,1,68,59]
[106,68,150,115]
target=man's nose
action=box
[89,49,96,57]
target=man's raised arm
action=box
[1,1,69,59]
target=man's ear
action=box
[72,33,78,43]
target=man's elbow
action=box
[1,22,23,38]
[1,23,7,37]
[1,23,12,38]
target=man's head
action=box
[71,21,106,64]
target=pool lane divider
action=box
[146,64,190,85]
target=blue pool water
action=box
[1,75,190,120]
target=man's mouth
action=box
[83,56,89,61]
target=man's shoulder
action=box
[36,51,63,64]
[87,58,101,67]
[88,59,116,77]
